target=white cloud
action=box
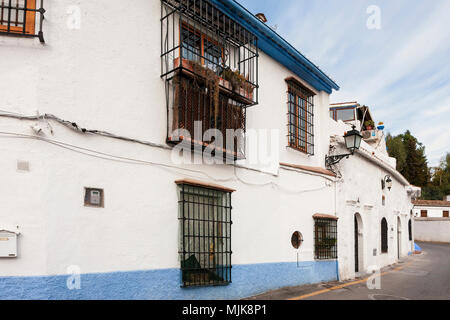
[241,0,450,165]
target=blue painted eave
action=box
[210,0,340,94]
[330,105,358,110]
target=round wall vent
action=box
[291,231,303,249]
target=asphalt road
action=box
[247,242,450,300]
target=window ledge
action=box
[175,178,236,193]
[314,258,338,262]
[281,163,336,178]
[287,145,309,155]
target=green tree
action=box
[422,153,450,199]
[386,133,407,173]
[386,130,429,187]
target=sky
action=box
[238,0,450,166]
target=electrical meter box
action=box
[0,231,18,258]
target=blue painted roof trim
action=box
[210,0,340,94]
[330,105,358,110]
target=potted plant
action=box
[221,67,254,99]
[364,120,375,130]
[320,238,337,249]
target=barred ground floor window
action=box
[313,214,338,260]
[176,179,234,288]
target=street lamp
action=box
[382,175,393,191]
[326,125,363,167]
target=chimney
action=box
[255,13,267,23]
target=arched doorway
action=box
[397,217,402,259]
[354,213,363,273]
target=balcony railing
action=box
[0,0,45,43]
[167,74,247,160]
[161,0,258,106]
[161,0,259,159]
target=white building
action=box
[328,102,421,280]
[0,0,417,299]
[412,199,450,243]
[412,199,450,218]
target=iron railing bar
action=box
[7,0,12,32]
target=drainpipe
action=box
[335,178,340,281]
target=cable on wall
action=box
[0,111,173,151]
[0,130,331,195]
[0,109,336,194]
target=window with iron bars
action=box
[286,79,315,155]
[381,218,388,253]
[169,75,247,159]
[161,0,259,105]
[161,0,258,159]
[177,183,232,288]
[0,0,45,43]
[314,218,337,260]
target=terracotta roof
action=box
[280,162,336,177]
[313,213,339,220]
[175,178,236,193]
[413,200,450,208]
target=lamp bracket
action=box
[325,152,353,167]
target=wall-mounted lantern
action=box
[382,175,393,191]
[326,125,363,167]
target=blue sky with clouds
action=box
[238,0,450,166]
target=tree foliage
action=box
[422,153,450,200]
[386,131,429,187]
[387,131,449,200]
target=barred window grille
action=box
[161,0,259,105]
[286,79,315,155]
[0,0,45,42]
[170,75,246,159]
[178,183,232,288]
[314,218,337,260]
[381,218,388,253]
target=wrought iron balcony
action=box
[161,0,258,106]
[161,0,259,159]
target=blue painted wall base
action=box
[0,261,338,300]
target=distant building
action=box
[412,199,450,218]
[413,197,450,243]
[329,102,420,280]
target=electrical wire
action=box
[0,130,331,195]
[0,108,336,194]
[0,112,172,150]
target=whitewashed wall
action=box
[0,0,336,279]
[412,207,449,218]
[329,120,415,280]
[414,218,450,243]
